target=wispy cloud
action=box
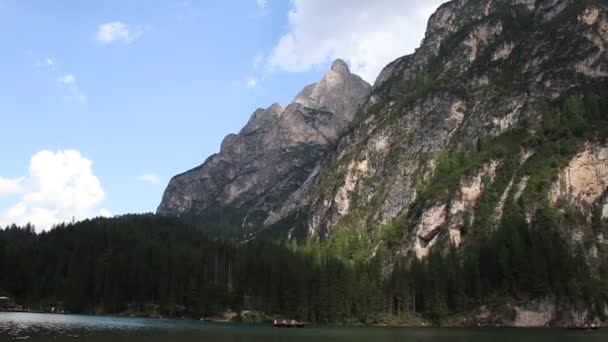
[136,173,160,185]
[57,74,87,103]
[175,0,202,21]
[96,22,145,45]
[32,55,87,103]
[267,0,445,82]
[57,74,75,85]
[34,57,54,68]
[0,176,24,197]
[253,52,264,69]
[246,77,258,88]
[257,0,268,9]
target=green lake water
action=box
[1,312,606,341]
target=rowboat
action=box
[272,320,306,328]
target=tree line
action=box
[1,212,606,324]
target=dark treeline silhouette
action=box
[1,213,606,324]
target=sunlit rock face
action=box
[551,142,608,218]
[305,0,608,251]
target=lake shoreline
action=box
[2,310,604,330]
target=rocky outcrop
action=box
[551,142,608,218]
[158,60,370,235]
[456,298,608,327]
[513,299,556,327]
[413,160,499,259]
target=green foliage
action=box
[420,129,527,203]
[379,87,608,322]
[0,216,388,324]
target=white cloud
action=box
[136,173,160,185]
[0,150,106,231]
[257,0,267,9]
[246,77,258,88]
[267,0,445,83]
[0,177,23,197]
[96,22,144,44]
[57,74,87,103]
[253,52,264,69]
[99,208,113,217]
[57,74,75,84]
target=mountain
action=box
[160,0,607,249]
[158,59,371,237]
[305,0,608,257]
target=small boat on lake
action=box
[272,319,306,328]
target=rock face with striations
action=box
[305,0,608,255]
[157,60,370,236]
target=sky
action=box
[0,0,445,231]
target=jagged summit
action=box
[293,58,370,123]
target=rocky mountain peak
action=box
[330,58,350,75]
[293,59,371,123]
[157,61,371,235]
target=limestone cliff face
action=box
[157,60,370,235]
[160,0,608,249]
[305,0,608,252]
[551,142,608,218]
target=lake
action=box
[0,312,606,341]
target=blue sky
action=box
[0,0,444,230]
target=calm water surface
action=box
[1,312,606,341]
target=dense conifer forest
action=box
[1,212,606,324]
